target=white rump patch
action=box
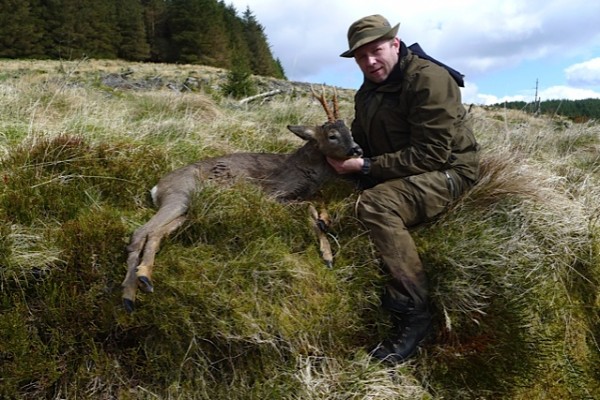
[150,186,159,206]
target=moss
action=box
[0,134,169,224]
[0,306,63,399]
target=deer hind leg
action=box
[122,201,188,312]
[135,215,187,292]
[308,204,334,268]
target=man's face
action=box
[354,38,400,83]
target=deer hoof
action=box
[316,219,329,232]
[138,276,154,293]
[123,298,135,313]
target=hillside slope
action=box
[0,59,598,399]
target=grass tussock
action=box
[0,59,598,399]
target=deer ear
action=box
[287,125,316,141]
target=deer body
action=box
[122,117,362,312]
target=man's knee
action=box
[355,188,392,222]
[356,183,415,226]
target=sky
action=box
[227,0,600,105]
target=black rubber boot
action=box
[370,306,432,364]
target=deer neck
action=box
[267,141,335,200]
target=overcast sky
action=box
[227,0,600,105]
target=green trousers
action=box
[356,169,472,310]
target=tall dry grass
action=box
[0,59,598,399]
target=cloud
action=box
[462,75,600,105]
[539,85,600,101]
[227,0,600,100]
[565,58,600,87]
[466,85,600,106]
[461,82,531,106]
[422,1,600,78]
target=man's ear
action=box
[392,37,401,53]
[287,125,316,141]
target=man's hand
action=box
[327,156,364,174]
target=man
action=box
[328,14,480,364]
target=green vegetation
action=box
[0,60,599,399]
[489,98,600,121]
[221,59,257,99]
[0,0,285,79]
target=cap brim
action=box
[339,23,399,58]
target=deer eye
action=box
[327,131,339,141]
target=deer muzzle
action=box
[347,146,363,157]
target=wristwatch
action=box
[361,158,371,174]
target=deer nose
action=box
[347,146,363,157]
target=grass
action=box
[0,59,599,399]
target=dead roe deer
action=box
[122,88,362,312]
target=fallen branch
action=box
[238,89,284,105]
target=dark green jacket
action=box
[352,44,480,184]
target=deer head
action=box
[287,86,362,160]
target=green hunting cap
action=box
[340,14,400,58]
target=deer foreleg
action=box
[308,204,334,268]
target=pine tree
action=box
[116,0,150,61]
[167,0,230,66]
[79,0,119,58]
[242,7,283,78]
[274,58,287,80]
[43,0,82,59]
[44,0,119,59]
[0,0,286,80]
[221,57,257,98]
[141,0,169,61]
[0,0,45,58]
[221,2,252,71]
